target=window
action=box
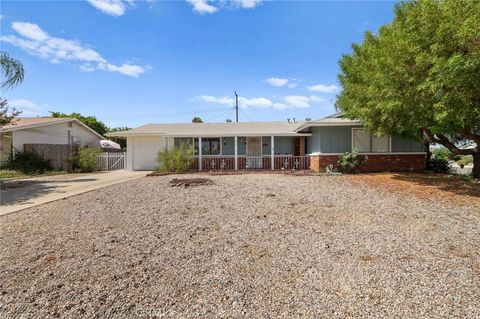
[201,138,220,155]
[352,129,390,153]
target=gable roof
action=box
[106,121,310,137]
[0,117,104,139]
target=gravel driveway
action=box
[1,174,479,318]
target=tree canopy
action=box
[337,0,480,177]
[192,116,203,123]
[50,112,110,136]
[0,51,24,126]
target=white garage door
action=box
[133,138,164,170]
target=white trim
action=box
[295,121,362,132]
[234,136,238,170]
[199,137,202,171]
[271,136,274,171]
[307,152,426,156]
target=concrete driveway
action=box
[0,171,145,215]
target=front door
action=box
[246,137,262,169]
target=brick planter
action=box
[309,154,426,173]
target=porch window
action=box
[201,138,221,155]
[352,129,390,153]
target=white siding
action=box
[11,121,101,153]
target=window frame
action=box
[351,128,391,153]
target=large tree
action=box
[50,112,109,136]
[1,51,25,125]
[337,0,480,178]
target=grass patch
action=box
[0,169,66,181]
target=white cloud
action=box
[187,0,218,14]
[287,82,297,89]
[187,0,263,14]
[11,22,48,41]
[307,84,339,93]
[198,94,325,110]
[232,0,263,9]
[8,99,46,116]
[265,77,299,89]
[86,0,132,16]
[239,97,272,108]
[198,95,234,105]
[1,22,145,77]
[284,95,311,108]
[265,77,289,87]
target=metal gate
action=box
[97,152,126,171]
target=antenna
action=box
[234,91,239,122]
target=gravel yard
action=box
[1,174,479,318]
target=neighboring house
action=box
[0,117,103,168]
[107,113,426,172]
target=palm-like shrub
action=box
[156,144,194,172]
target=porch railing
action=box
[187,155,310,171]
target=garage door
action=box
[133,138,164,170]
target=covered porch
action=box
[173,135,310,171]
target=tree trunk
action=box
[473,152,480,179]
[424,141,431,170]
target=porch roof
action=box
[106,121,311,137]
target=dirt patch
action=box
[168,178,213,187]
[349,172,480,208]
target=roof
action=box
[106,121,310,137]
[295,114,361,132]
[0,117,104,139]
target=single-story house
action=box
[0,117,103,169]
[107,113,426,172]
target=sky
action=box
[0,0,395,128]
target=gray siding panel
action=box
[391,135,424,152]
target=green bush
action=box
[432,147,454,161]
[456,155,473,167]
[70,146,102,172]
[429,157,451,174]
[337,148,365,173]
[156,144,194,172]
[1,150,53,174]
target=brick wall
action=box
[310,154,426,173]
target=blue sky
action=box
[1,0,394,128]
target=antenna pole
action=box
[234,91,239,122]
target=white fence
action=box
[97,152,126,171]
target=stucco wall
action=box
[12,121,101,153]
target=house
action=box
[106,113,426,172]
[0,117,103,169]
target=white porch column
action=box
[199,137,203,171]
[234,136,238,170]
[271,136,275,170]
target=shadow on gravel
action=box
[391,173,480,199]
[0,178,99,206]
